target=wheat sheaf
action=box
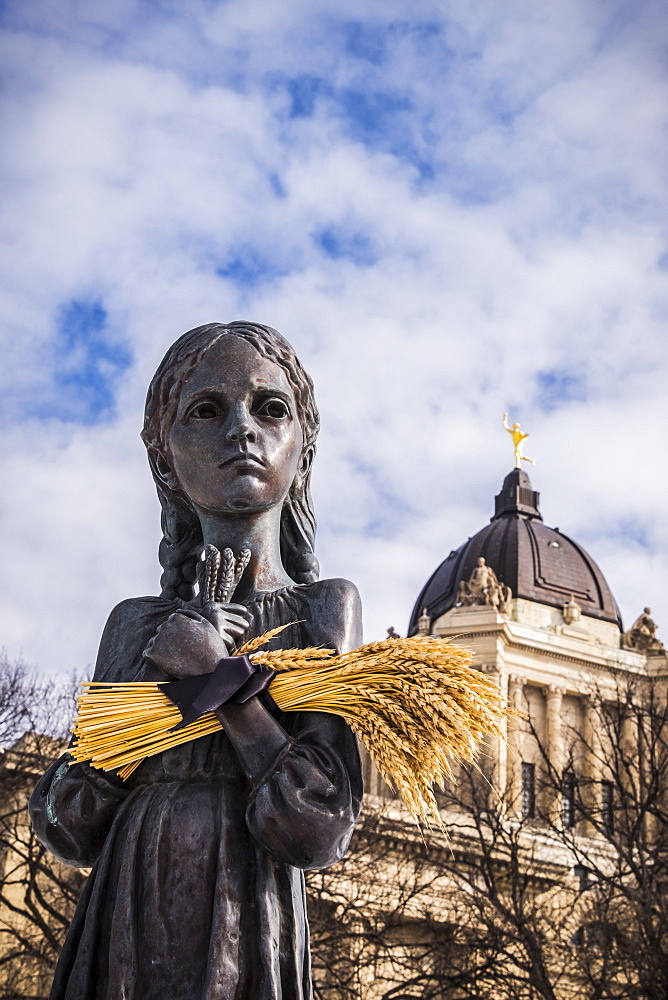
[70,546,507,828]
[71,627,506,828]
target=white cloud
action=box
[0,0,667,674]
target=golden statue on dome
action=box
[503,413,535,468]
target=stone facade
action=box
[352,470,668,999]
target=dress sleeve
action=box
[245,577,364,870]
[29,754,130,868]
[29,598,165,867]
[245,710,363,870]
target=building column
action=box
[497,672,510,791]
[361,747,384,797]
[544,685,564,822]
[635,701,658,842]
[475,663,502,788]
[506,674,525,813]
[582,695,602,835]
[621,705,639,798]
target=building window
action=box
[573,864,590,892]
[562,771,576,829]
[601,781,614,835]
[521,762,535,818]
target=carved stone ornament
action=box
[562,596,582,624]
[417,608,431,636]
[623,607,665,654]
[456,557,512,615]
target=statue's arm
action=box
[222,579,364,869]
[29,753,128,868]
[244,704,362,870]
[29,599,157,867]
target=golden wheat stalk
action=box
[69,631,507,827]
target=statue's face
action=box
[166,336,305,516]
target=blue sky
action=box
[1,0,667,674]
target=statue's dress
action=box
[30,583,363,1000]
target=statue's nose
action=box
[226,420,257,444]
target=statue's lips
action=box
[218,453,265,469]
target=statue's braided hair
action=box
[141,322,320,601]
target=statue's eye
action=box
[191,401,219,420]
[258,398,289,419]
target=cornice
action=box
[438,623,648,677]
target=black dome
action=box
[408,469,622,634]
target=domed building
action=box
[349,464,668,999]
[364,464,666,824]
[393,465,665,828]
[408,467,621,638]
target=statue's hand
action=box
[200,602,254,647]
[143,605,252,679]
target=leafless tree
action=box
[0,653,84,1000]
[307,673,668,1000]
[307,788,576,999]
[529,674,668,1000]
[2,650,666,1000]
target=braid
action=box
[281,490,319,584]
[142,322,321,596]
[156,486,202,601]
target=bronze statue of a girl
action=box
[30,322,363,999]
